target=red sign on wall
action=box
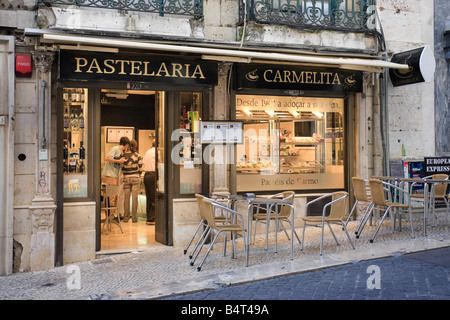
[15,54,33,78]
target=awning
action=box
[40,33,409,72]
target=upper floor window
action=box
[240,0,376,32]
[38,0,203,18]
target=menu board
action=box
[200,121,243,144]
[107,127,134,143]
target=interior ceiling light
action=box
[312,111,323,118]
[289,110,300,118]
[265,110,276,117]
[105,93,129,99]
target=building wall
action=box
[0,0,441,273]
[434,0,450,155]
[378,0,436,159]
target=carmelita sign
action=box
[59,51,218,85]
[234,63,362,92]
[389,46,435,87]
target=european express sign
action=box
[59,51,218,85]
[235,64,363,92]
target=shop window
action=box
[235,95,344,192]
[178,92,202,195]
[63,88,88,198]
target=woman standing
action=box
[122,139,143,223]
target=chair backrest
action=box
[202,198,218,229]
[328,191,349,220]
[278,191,295,218]
[352,177,370,202]
[368,179,389,206]
[431,174,449,197]
[105,184,121,198]
[195,193,207,220]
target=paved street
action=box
[162,247,450,300]
[0,219,448,303]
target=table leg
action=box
[424,182,428,236]
[246,203,252,267]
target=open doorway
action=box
[99,89,161,253]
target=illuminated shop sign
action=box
[235,64,363,92]
[59,51,218,85]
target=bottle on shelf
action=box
[79,160,85,174]
[63,106,70,132]
[79,141,85,160]
[78,111,84,130]
[63,141,68,173]
[401,144,406,157]
[69,143,79,174]
[70,113,79,130]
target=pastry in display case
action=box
[235,94,345,192]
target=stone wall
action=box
[378,0,435,159]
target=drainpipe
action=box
[380,68,390,176]
[372,73,383,176]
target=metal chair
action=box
[101,184,124,234]
[252,191,301,250]
[367,178,414,242]
[301,191,355,256]
[184,194,227,264]
[194,198,246,272]
[410,174,449,226]
[346,177,373,234]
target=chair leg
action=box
[301,220,306,251]
[190,227,212,266]
[184,221,204,254]
[341,221,355,250]
[345,201,358,227]
[197,231,222,272]
[327,222,339,245]
[408,206,415,239]
[356,203,374,238]
[188,224,209,260]
[281,219,302,245]
[370,206,391,243]
[320,221,325,256]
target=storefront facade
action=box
[55,50,219,264]
[0,1,438,274]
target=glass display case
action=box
[178,92,203,195]
[235,95,344,192]
[62,87,88,198]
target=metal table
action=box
[227,195,295,267]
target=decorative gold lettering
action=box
[103,59,115,74]
[283,70,292,83]
[143,61,154,76]
[75,58,88,72]
[191,65,205,79]
[305,71,313,84]
[172,63,185,78]
[130,60,142,76]
[273,70,283,82]
[264,70,273,82]
[292,71,304,83]
[156,62,170,77]
[324,72,333,84]
[332,73,341,85]
[86,58,103,74]
[116,60,130,75]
